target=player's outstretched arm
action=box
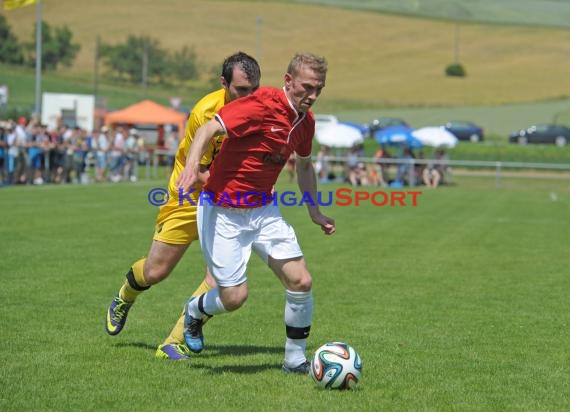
[296,155,336,235]
[176,118,225,193]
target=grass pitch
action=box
[0,174,569,411]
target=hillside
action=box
[288,0,570,28]
[3,0,570,108]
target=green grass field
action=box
[355,137,570,165]
[1,174,569,410]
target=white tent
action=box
[315,123,364,148]
[412,127,459,148]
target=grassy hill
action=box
[288,0,570,28]
[3,0,570,110]
[0,63,208,112]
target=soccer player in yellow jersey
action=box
[105,52,261,360]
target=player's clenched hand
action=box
[311,212,336,235]
[176,164,199,193]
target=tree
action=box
[24,21,80,71]
[0,14,24,64]
[100,35,168,84]
[206,62,222,90]
[167,45,199,82]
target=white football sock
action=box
[188,288,227,318]
[284,289,313,367]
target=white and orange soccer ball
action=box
[309,342,362,390]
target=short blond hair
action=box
[287,53,328,77]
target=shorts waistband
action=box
[213,204,270,213]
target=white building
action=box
[41,93,95,131]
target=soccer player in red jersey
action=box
[176,53,335,374]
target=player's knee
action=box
[299,275,312,292]
[143,262,171,285]
[289,272,312,292]
[220,288,248,311]
[221,295,247,311]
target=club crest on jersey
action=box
[262,151,287,165]
[262,146,289,166]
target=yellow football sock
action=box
[119,258,149,302]
[191,279,212,298]
[163,311,186,345]
[162,279,213,345]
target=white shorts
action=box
[197,203,303,287]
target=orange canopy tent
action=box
[104,99,186,142]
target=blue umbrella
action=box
[374,126,423,149]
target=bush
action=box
[445,63,466,77]
[23,21,80,71]
[167,45,199,82]
[100,36,199,85]
[0,105,32,122]
[100,35,168,84]
[0,15,24,65]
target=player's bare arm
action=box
[176,118,225,192]
[296,155,336,235]
[197,166,210,185]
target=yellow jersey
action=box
[167,88,228,205]
[154,88,228,244]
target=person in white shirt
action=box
[109,127,125,182]
[95,127,110,182]
[13,117,30,184]
[124,128,139,182]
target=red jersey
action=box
[203,87,314,208]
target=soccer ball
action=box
[309,342,362,390]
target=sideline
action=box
[451,168,570,179]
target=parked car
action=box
[509,124,570,146]
[443,121,484,142]
[368,117,409,139]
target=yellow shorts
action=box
[153,202,198,245]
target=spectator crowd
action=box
[0,117,156,186]
[315,144,450,189]
[0,116,449,189]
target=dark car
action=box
[443,121,484,142]
[509,124,570,146]
[368,117,409,139]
